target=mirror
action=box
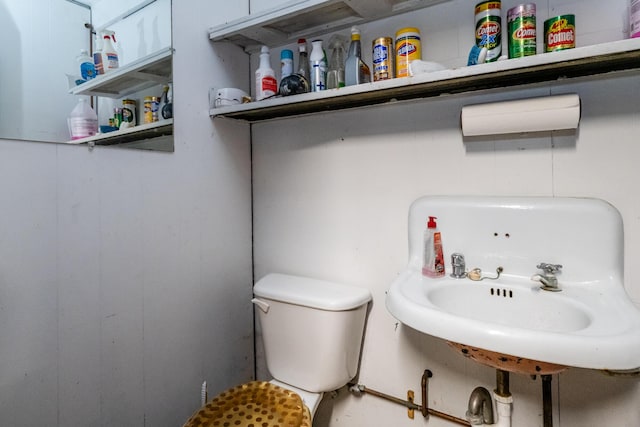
[0,0,90,143]
[0,0,172,151]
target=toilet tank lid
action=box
[254,273,372,311]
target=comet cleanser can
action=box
[475,0,502,62]
[507,4,537,58]
[544,15,576,52]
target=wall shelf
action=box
[69,47,173,98]
[208,0,448,51]
[209,38,640,122]
[64,119,173,147]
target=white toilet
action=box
[183,273,372,427]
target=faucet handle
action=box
[536,263,562,274]
[450,253,467,278]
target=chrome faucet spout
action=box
[538,275,557,288]
[534,263,563,292]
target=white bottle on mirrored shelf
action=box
[77,49,96,81]
[93,35,104,75]
[101,30,119,72]
[68,97,98,140]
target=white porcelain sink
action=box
[386,196,640,371]
[426,278,591,333]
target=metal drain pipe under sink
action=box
[466,370,513,427]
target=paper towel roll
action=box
[461,94,581,136]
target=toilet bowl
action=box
[269,380,323,418]
[182,273,372,427]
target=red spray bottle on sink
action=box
[422,216,445,277]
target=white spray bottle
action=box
[255,46,277,101]
[101,30,119,72]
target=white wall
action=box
[0,1,253,426]
[251,0,640,426]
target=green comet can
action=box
[545,15,576,52]
[507,4,537,58]
[475,1,502,62]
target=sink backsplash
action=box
[407,196,624,285]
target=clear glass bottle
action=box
[326,36,345,89]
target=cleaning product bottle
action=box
[68,97,98,140]
[93,34,104,76]
[326,36,346,89]
[161,84,173,119]
[422,216,445,277]
[280,49,293,79]
[309,39,327,92]
[255,45,277,101]
[296,38,310,86]
[345,26,371,86]
[101,30,119,72]
[77,49,96,81]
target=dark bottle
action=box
[297,38,311,88]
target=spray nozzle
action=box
[328,34,346,50]
[427,216,437,229]
[297,38,307,52]
[101,29,117,43]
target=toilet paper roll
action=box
[461,93,581,136]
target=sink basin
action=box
[426,278,591,333]
[386,196,640,372]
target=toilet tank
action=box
[253,273,371,393]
